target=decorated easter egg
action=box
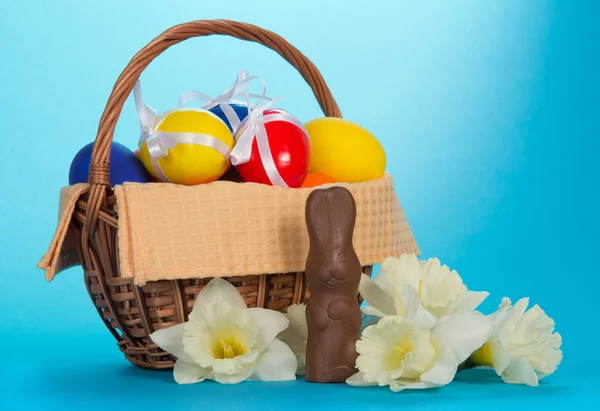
[300,172,336,188]
[139,109,234,185]
[233,108,310,188]
[134,150,161,182]
[305,117,386,183]
[209,104,249,132]
[69,141,151,186]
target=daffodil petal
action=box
[362,305,387,318]
[488,335,511,375]
[279,304,308,375]
[247,308,290,347]
[358,274,396,316]
[212,366,255,384]
[346,372,377,387]
[432,312,493,364]
[173,360,209,384]
[193,278,248,311]
[501,357,539,387]
[453,291,489,312]
[373,270,393,291]
[488,297,512,322]
[389,380,436,392]
[403,284,436,330]
[403,283,419,319]
[385,253,422,290]
[498,297,529,333]
[149,324,194,363]
[252,338,297,381]
[420,347,458,386]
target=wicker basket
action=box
[44,19,417,370]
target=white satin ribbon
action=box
[177,69,268,132]
[230,78,309,188]
[133,81,233,183]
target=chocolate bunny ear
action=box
[305,188,333,248]
[305,187,357,249]
[328,187,357,248]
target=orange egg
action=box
[300,172,336,188]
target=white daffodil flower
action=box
[278,304,308,375]
[359,253,489,319]
[470,297,563,387]
[347,284,493,391]
[149,278,297,384]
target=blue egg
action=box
[69,141,151,186]
[209,104,249,132]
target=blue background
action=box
[1,0,598,409]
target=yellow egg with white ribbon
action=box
[134,81,234,185]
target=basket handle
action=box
[85,19,341,236]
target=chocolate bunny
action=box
[304,186,362,383]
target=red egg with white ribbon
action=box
[231,108,310,188]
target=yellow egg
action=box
[305,117,386,183]
[139,110,234,185]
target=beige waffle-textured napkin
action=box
[39,175,419,285]
[38,183,88,281]
[115,174,418,285]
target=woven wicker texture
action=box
[38,20,418,369]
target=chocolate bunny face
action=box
[305,187,362,293]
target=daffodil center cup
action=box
[470,342,494,368]
[212,337,247,359]
[387,340,414,369]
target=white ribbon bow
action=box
[230,77,308,188]
[177,69,268,132]
[134,80,233,183]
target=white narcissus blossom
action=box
[470,297,563,387]
[278,304,308,375]
[347,284,493,391]
[359,254,489,319]
[149,278,297,384]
